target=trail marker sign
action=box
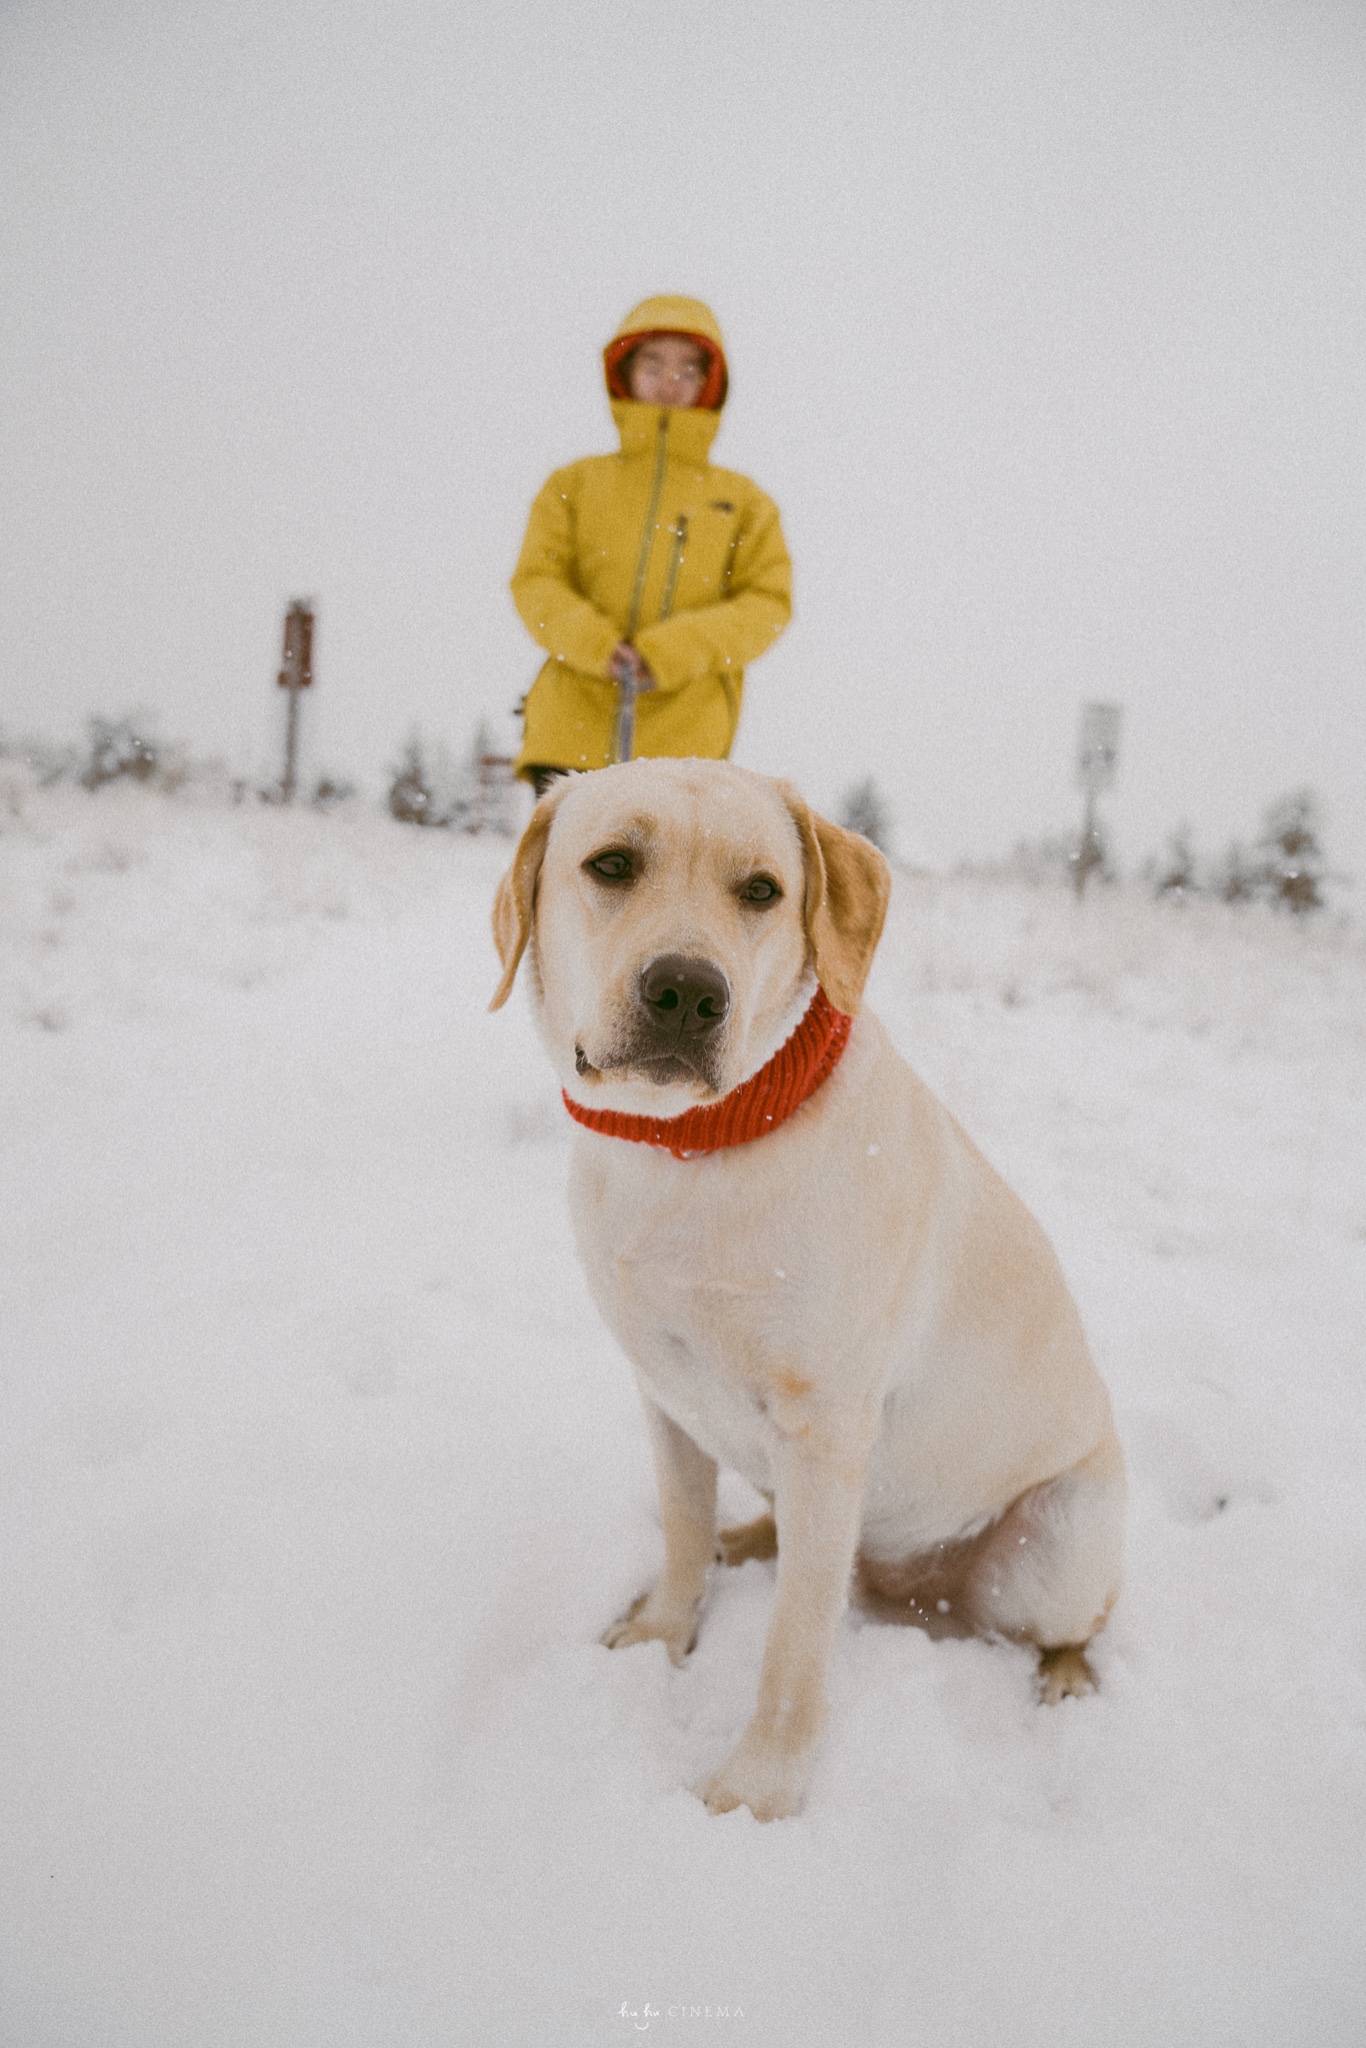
[276,599,314,802]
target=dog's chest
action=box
[569,1142,824,1481]
[629,1309,779,1489]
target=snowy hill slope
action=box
[2,772,1364,2047]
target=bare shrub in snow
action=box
[959,835,1093,890]
[310,776,357,811]
[1214,840,1259,905]
[996,832,1115,891]
[1141,792,1332,913]
[81,717,159,790]
[1154,827,1197,902]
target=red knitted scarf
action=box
[562,986,852,1159]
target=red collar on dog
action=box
[561,986,853,1159]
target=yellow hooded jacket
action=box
[510,296,792,777]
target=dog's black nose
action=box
[639,954,731,1037]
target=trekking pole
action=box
[612,639,647,764]
[613,665,639,764]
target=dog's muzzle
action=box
[626,954,731,1088]
[577,953,732,1091]
[638,954,731,1037]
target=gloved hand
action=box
[610,642,656,691]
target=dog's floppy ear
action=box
[489,781,569,1011]
[779,784,891,1015]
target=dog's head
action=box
[490,760,890,1118]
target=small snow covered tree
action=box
[1256,789,1326,914]
[838,776,892,853]
[388,733,439,826]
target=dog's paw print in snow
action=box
[1124,1407,1282,1526]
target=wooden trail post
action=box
[472,751,517,835]
[277,600,314,802]
[1073,701,1122,898]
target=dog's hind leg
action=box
[717,1509,777,1566]
[962,1433,1125,1699]
[1038,1644,1100,1704]
[603,1399,717,1666]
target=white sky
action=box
[2,0,1363,879]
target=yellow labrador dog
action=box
[491,759,1124,1821]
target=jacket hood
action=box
[603,294,729,410]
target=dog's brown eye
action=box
[587,850,634,882]
[741,875,781,905]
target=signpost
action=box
[1073,701,1122,898]
[276,600,314,802]
[472,750,518,835]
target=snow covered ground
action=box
[2,769,1363,2047]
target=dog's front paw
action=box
[701,1731,813,1822]
[602,1590,699,1667]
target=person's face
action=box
[627,335,709,408]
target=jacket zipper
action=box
[659,514,688,621]
[626,410,671,641]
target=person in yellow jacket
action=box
[511,295,792,791]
